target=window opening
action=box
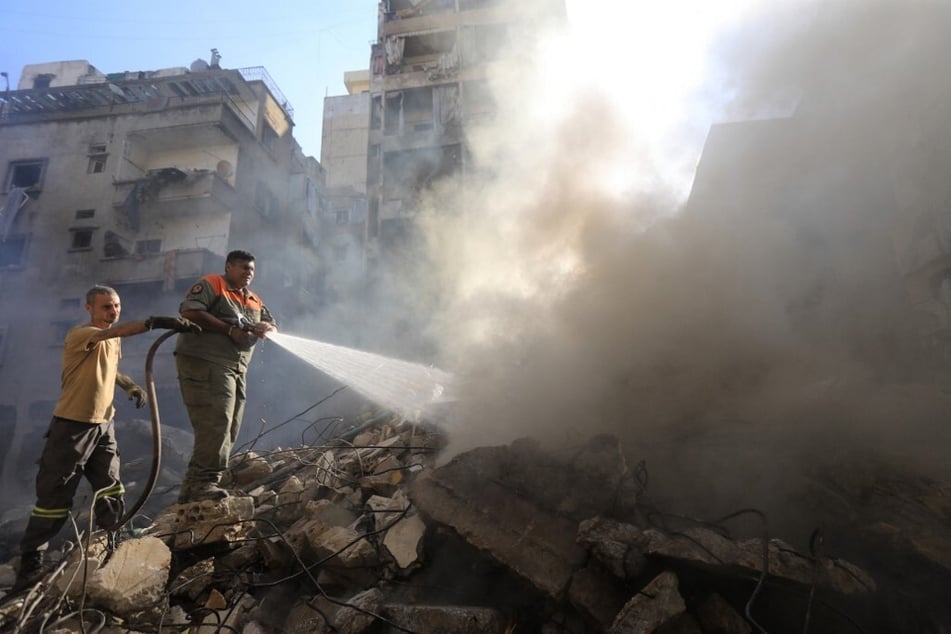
[6,159,47,194]
[135,239,162,255]
[70,228,94,250]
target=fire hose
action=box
[114,330,176,530]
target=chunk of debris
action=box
[85,536,171,617]
[609,571,686,633]
[382,512,426,569]
[568,564,630,630]
[380,603,509,633]
[170,556,214,601]
[171,496,255,549]
[579,516,875,595]
[230,452,273,485]
[411,449,585,598]
[333,587,383,633]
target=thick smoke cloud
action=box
[398,0,951,529]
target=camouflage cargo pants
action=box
[175,353,247,485]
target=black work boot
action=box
[12,550,44,592]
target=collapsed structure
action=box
[4,411,924,632]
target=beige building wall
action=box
[321,91,370,193]
[0,62,323,496]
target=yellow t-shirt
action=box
[52,325,122,424]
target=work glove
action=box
[145,316,201,334]
[125,384,147,409]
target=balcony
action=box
[99,248,223,290]
[113,168,239,229]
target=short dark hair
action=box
[226,250,255,264]
[86,285,118,305]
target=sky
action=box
[0,1,380,159]
[0,0,758,163]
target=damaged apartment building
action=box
[0,56,323,492]
[362,0,565,278]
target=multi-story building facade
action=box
[0,57,323,489]
[315,0,564,354]
[366,0,563,262]
[320,70,371,317]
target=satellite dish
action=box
[190,59,209,72]
[216,160,234,179]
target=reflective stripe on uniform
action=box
[95,483,125,500]
[31,506,69,519]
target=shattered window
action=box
[75,209,95,220]
[255,181,279,218]
[5,159,47,195]
[135,239,162,255]
[87,155,107,174]
[262,124,279,152]
[32,75,53,89]
[69,228,94,250]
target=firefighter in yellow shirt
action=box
[13,285,198,591]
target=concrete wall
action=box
[17,60,104,89]
[321,93,370,192]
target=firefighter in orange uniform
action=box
[174,250,277,502]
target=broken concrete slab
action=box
[171,496,255,550]
[643,526,875,595]
[332,587,383,633]
[230,452,273,486]
[170,557,214,601]
[577,516,649,579]
[411,458,585,598]
[567,564,630,630]
[85,536,171,617]
[579,516,875,596]
[609,571,686,633]
[366,492,409,532]
[382,512,426,569]
[283,597,332,633]
[380,603,508,633]
[309,525,379,570]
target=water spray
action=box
[266,332,454,422]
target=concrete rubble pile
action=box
[0,414,911,633]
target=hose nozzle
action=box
[236,315,254,331]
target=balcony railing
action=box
[99,248,223,289]
[238,66,294,121]
[113,169,238,229]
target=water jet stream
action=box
[267,332,454,421]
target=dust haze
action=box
[382,0,951,528]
